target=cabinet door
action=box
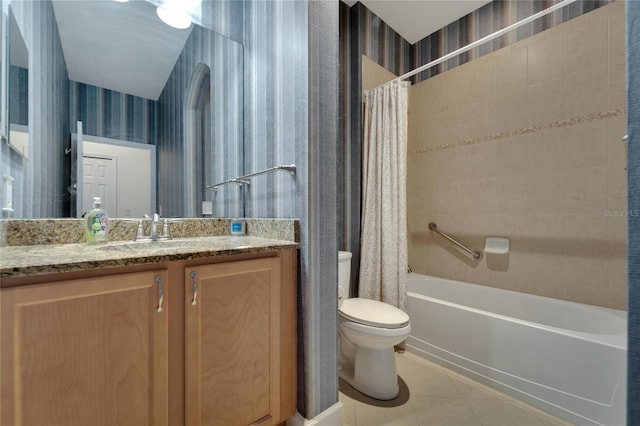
[0,270,169,426]
[185,257,285,426]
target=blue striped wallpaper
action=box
[69,81,158,145]
[303,1,339,417]
[199,0,243,44]
[626,0,639,421]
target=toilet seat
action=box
[339,298,409,329]
[340,318,412,338]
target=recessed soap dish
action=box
[484,237,509,254]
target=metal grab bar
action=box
[429,222,482,259]
[206,177,250,191]
[206,164,296,191]
[239,164,296,179]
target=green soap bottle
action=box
[85,197,109,244]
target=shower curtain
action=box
[359,80,409,311]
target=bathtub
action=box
[405,273,627,426]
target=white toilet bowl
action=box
[338,297,411,400]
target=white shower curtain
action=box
[359,80,409,311]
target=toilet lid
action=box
[339,298,410,329]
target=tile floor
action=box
[339,352,575,426]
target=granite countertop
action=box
[0,236,298,278]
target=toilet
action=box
[338,251,411,400]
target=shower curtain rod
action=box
[367,0,578,93]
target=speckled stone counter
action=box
[0,218,299,279]
[0,236,298,278]
[0,218,299,246]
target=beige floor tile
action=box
[465,398,545,426]
[397,356,461,399]
[338,352,573,426]
[448,375,508,401]
[354,401,419,426]
[410,396,482,426]
[534,412,576,426]
[339,393,357,426]
[445,365,576,425]
[398,352,446,372]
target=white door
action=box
[82,155,117,215]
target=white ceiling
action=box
[48,0,489,101]
[342,0,492,44]
[51,0,192,101]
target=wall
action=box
[1,0,69,218]
[407,1,627,309]
[626,0,640,421]
[362,55,396,91]
[69,82,158,145]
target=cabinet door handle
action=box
[156,275,164,313]
[250,414,272,425]
[190,271,198,306]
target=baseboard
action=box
[286,402,344,426]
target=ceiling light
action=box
[156,6,191,29]
[156,0,202,30]
[113,0,129,2]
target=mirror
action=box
[8,5,28,158]
[1,0,244,219]
[0,0,6,147]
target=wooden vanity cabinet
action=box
[184,255,296,426]
[0,270,169,426]
[0,250,296,426]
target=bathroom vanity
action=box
[0,235,297,426]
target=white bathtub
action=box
[406,273,627,426]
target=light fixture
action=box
[156,0,202,30]
[113,0,129,2]
[156,6,191,29]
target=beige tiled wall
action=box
[406,1,627,309]
[362,55,397,90]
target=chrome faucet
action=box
[150,213,161,240]
[130,213,173,242]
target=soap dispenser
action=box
[85,197,109,243]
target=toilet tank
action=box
[338,251,352,305]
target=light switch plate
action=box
[202,201,213,215]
